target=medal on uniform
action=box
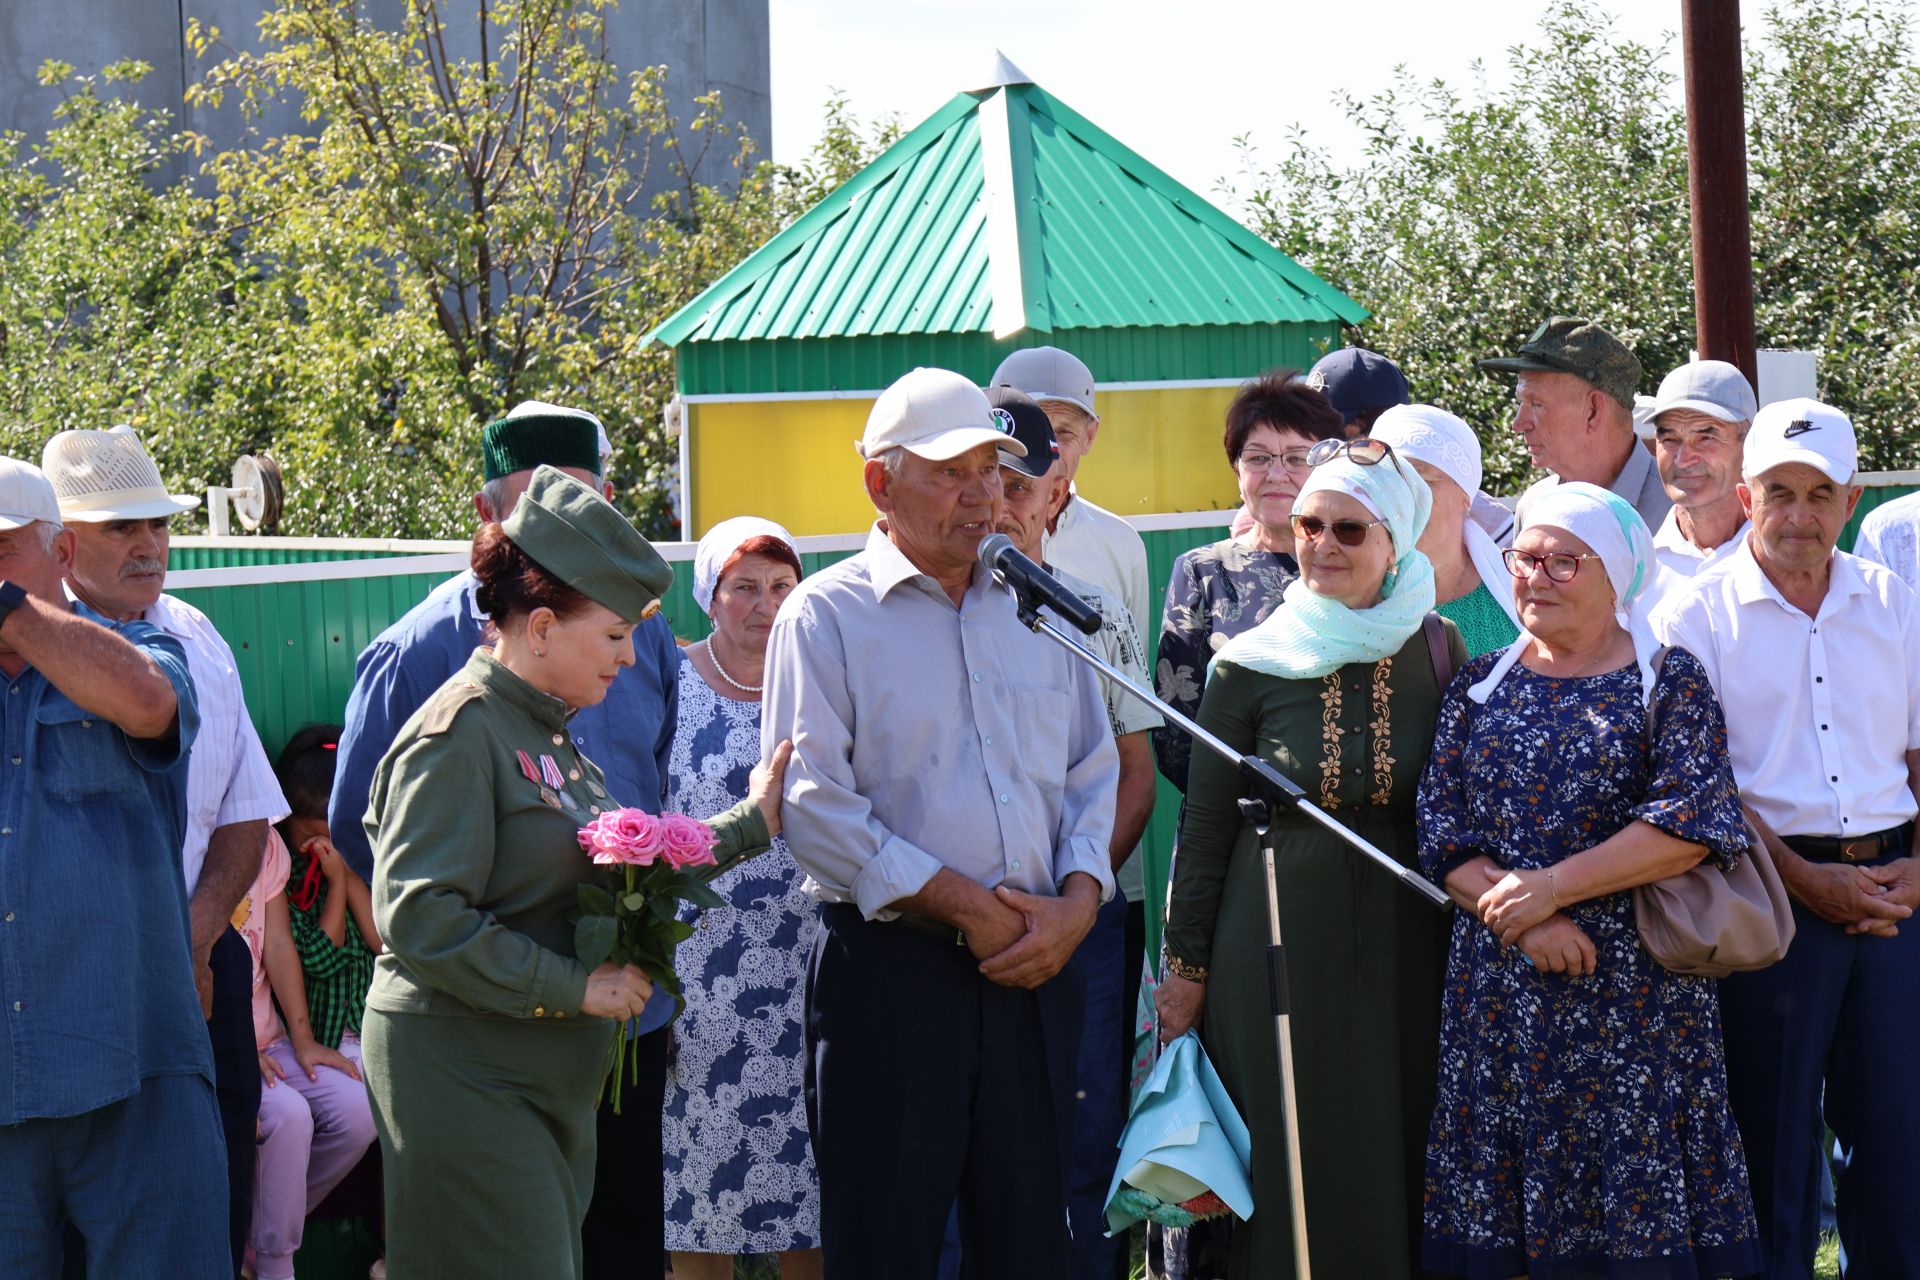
[515,750,540,784]
[538,787,563,809]
[539,754,566,790]
[557,788,580,812]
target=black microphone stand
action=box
[1002,581,1450,1280]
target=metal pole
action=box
[1025,614,1451,908]
[1682,0,1759,390]
[1242,796,1313,1280]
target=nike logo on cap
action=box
[1783,419,1819,438]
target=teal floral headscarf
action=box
[1214,451,1435,680]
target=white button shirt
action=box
[145,593,289,892]
[1044,490,1155,660]
[1651,543,1920,838]
[1651,507,1749,580]
[1854,491,1920,594]
[762,526,1119,920]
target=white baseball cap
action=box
[1741,397,1856,485]
[991,346,1097,418]
[1631,394,1659,441]
[1652,359,1757,425]
[858,368,1026,462]
[41,428,201,522]
[0,458,65,531]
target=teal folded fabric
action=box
[1102,1031,1254,1235]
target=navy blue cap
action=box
[984,386,1060,478]
[1305,348,1411,420]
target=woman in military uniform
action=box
[361,466,789,1278]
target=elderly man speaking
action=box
[762,367,1119,1278]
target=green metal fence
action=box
[166,479,1920,962]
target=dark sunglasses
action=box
[1290,514,1385,548]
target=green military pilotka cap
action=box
[500,465,673,622]
[1478,316,1644,410]
[481,406,603,482]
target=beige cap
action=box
[858,368,1025,462]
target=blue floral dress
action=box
[1415,649,1760,1279]
[660,653,821,1254]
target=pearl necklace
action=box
[703,638,763,694]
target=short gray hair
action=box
[873,446,907,479]
[33,520,61,552]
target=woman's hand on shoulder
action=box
[581,962,654,1022]
[1154,971,1207,1046]
[749,739,794,837]
[1514,914,1596,976]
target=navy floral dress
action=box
[1152,538,1297,793]
[1415,649,1760,1280]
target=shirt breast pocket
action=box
[35,694,128,799]
[1013,685,1074,801]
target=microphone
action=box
[977,533,1103,635]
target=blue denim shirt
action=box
[332,570,681,1034]
[0,604,202,1122]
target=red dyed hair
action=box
[718,534,803,587]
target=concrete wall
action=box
[0,0,770,190]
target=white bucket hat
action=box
[41,427,201,522]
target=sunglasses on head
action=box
[1306,436,1400,469]
[1289,514,1385,548]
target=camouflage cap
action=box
[1478,316,1643,410]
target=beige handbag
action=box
[1631,649,1796,977]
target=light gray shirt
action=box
[762,525,1119,920]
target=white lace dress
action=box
[660,651,821,1253]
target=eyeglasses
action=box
[1290,514,1385,548]
[1306,436,1400,469]
[1502,549,1605,582]
[1236,448,1314,474]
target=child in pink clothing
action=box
[239,827,377,1280]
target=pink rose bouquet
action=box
[573,807,749,1110]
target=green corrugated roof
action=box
[649,75,1366,348]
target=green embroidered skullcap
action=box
[481,401,605,482]
[500,465,672,622]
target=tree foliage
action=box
[0,0,896,538]
[1236,0,1920,494]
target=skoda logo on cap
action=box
[1783,418,1819,438]
[990,408,1016,436]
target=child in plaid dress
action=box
[244,726,382,1280]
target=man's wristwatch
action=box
[0,581,27,635]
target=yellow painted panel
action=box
[686,386,1247,537]
[1074,386,1243,517]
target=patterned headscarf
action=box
[1215,451,1435,680]
[1371,404,1519,627]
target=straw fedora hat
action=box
[40,427,201,522]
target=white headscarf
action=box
[1370,404,1519,627]
[1466,482,1660,705]
[692,516,798,613]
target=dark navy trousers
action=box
[1718,839,1920,1280]
[806,903,1083,1280]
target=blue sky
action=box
[769,0,1688,213]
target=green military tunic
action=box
[1163,626,1462,1280]
[362,648,769,1279]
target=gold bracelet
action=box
[1546,867,1562,910]
[1164,951,1209,984]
